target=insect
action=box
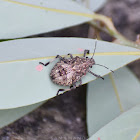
[39,41,113,95]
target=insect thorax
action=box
[50,56,95,86]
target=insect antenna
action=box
[94,64,114,73]
[91,39,97,59]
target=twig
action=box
[89,13,140,49]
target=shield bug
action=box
[39,41,113,95]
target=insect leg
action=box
[79,79,82,86]
[88,70,104,80]
[84,50,90,57]
[77,79,82,87]
[70,83,77,89]
[39,55,64,66]
[67,53,73,58]
[57,83,77,95]
[95,64,114,73]
[57,88,70,96]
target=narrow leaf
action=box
[89,104,140,140]
[0,101,44,128]
[0,38,140,109]
[87,67,140,137]
[75,0,107,11]
[0,0,93,39]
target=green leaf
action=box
[0,0,93,39]
[0,101,44,128]
[75,0,107,11]
[0,38,140,109]
[87,67,140,137]
[89,104,140,140]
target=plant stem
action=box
[89,13,140,49]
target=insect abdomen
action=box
[50,63,75,86]
[50,57,93,86]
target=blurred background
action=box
[0,0,140,139]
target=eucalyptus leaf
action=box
[0,0,93,39]
[87,67,140,137]
[75,0,108,11]
[0,38,140,109]
[0,101,44,128]
[89,104,140,140]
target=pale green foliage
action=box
[0,38,139,109]
[0,1,140,139]
[87,67,140,139]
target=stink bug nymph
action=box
[39,41,113,95]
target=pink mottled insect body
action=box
[50,56,95,86]
[39,44,113,95]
